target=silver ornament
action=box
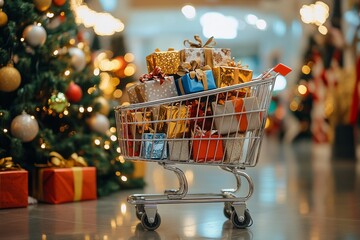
[23,24,47,47]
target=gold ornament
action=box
[94,96,110,116]
[0,10,8,27]
[33,0,52,12]
[48,92,68,113]
[0,64,22,92]
[10,111,39,142]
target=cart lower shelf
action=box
[127,162,254,231]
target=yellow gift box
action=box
[212,65,253,88]
[146,48,181,75]
[159,104,190,138]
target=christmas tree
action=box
[0,0,144,196]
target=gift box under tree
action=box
[32,152,97,204]
[0,157,28,209]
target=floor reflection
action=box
[1,138,360,239]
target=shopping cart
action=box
[115,64,291,231]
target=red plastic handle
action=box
[273,63,292,76]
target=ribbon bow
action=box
[0,157,21,171]
[183,35,216,48]
[139,66,167,85]
[49,151,88,168]
[177,60,212,94]
[227,58,248,69]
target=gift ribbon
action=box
[139,66,167,85]
[49,151,88,168]
[177,60,212,95]
[183,35,216,48]
[226,58,248,69]
[0,157,21,171]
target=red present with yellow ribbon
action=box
[180,35,231,68]
[0,157,28,209]
[33,152,97,204]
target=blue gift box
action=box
[175,70,216,95]
[141,133,168,159]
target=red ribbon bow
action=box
[139,66,166,84]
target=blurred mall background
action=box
[74,0,360,158]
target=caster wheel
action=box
[135,205,145,220]
[141,212,161,231]
[231,209,252,229]
[223,203,234,219]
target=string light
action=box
[121,176,127,182]
[3,129,8,133]
[110,135,117,141]
[87,107,93,112]
[94,139,101,145]
[79,106,85,113]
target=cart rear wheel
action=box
[135,205,145,220]
[141,212,161,231]
[231,209,252,229]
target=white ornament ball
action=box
[23,24,47,47]
[47,16,62,30]
[0,0,4,8]
[68,47,86,72]
[11,112,39,142]
[88,113,110,134]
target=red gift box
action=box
[192,131,224,162]
[0,170,28,209]
[35,167,97,204]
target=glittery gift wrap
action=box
[127,76,178,103]
[168,139,189,161]
[179,48,231,68]
[175,70,216,95]
[146,49,181,75]
[159,104,190,138]
[223,133,245,163]
[212,66,253,88]
[141,133,168,159]
[212,97,262,134]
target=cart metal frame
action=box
[115,64,291,230]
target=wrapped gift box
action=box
[0,170,28,209]
[159,104,190,138]
[127,76,178,104]
[141,133,167,159]
[168,139,189,161]
[192,131,223,162]
[212,66,253,88]
[223,133,245,163]
[146,49,181,75]
[180,48,231,68]
[212,97,262,134]
[35,167,97,204]
[175,70,216,95]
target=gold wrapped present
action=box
[179,35,231,68]
[159,104,190,138]
[129,111,154,137]
[146,48,181,75]
[212,61,253,88]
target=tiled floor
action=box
[1,137,360,239]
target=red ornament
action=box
[53,0,66,7]
[65,82,82,103]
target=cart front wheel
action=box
[223,203,234,219]
[135,205,145,220]
[231,209,252,229]
[141,212,161,231]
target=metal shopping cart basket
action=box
[115,63,291,230]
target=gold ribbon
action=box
[183,35,216,48]
[177,60,211,94]
[49,151,88,168]
[72,167,83,201]
[0,157,21,171]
